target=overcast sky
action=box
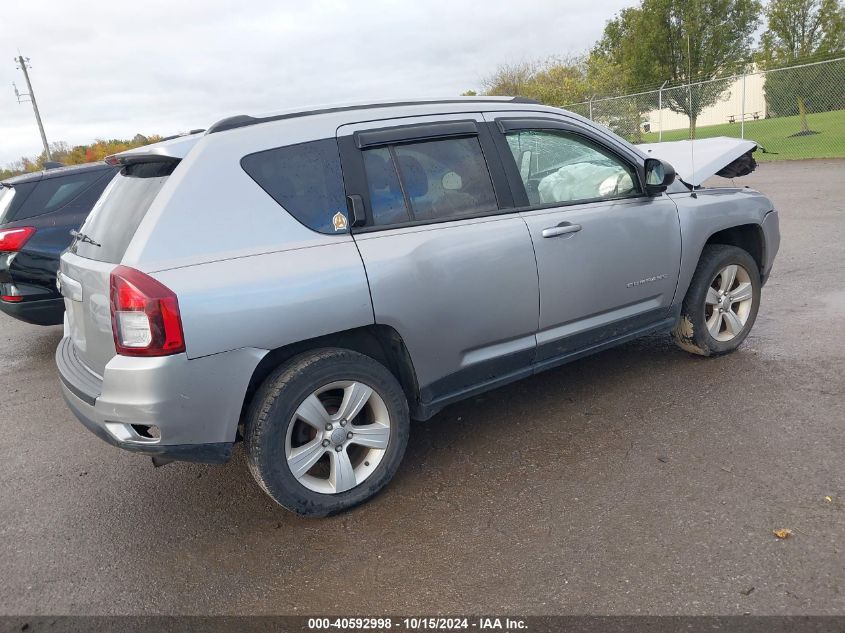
[0,0,633,165]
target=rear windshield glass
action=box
[10,170,107,221]
[240,138,347,234]
[72,161,177,263]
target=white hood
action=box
[637,137,759,187]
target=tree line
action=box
[468,0,845,138]
[1,134,162,180]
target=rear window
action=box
[240,138,348,234]
[4,170,107,222]
[72,161,177,263]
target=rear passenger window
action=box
[363,136,498,226]
[241,139,348,234]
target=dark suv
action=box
[0,162,118,325]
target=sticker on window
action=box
[332,212,348,231]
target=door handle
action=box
[541,222,582,238]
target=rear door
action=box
[485,114,681,362]
[337,114,539,406]
[61,160,178,376]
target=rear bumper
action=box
[0,297,64,326]
[56,336,266,464]
[60,385,234,464]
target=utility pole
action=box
[14,54,51,160]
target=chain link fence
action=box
[565,56,845,161]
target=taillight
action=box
[0,227,36,252]
[110,266,185,357]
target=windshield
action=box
[72,161,177,263]
[0,186,17,224]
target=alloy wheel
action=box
[284,381,391,494]
[704,264,754,342]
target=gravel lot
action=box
[1,160,843,616]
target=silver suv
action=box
[56,98,780,516]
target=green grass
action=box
[641,109,845,161]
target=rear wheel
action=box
[671,244,761,356]
[244,348,409,517]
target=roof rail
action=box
[206,97,543,134]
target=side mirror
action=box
[644,158,676,195]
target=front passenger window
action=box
[505,130,639,206]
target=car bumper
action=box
[0,297,64,326]
[56,336,266,464]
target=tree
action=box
[480,57,592,107]
[594,0,761,138]
[759,0,845,132]
[1,134,162,179]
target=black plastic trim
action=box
[206,98,540,134]
[0,297,64,326]
[354,120,478,148]
[415,310,679,420]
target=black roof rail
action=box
[206,97,547,135]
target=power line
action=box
[13,53,51,161]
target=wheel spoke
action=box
[723,309,744,335]
[349,423,390,450]
[335,382,373,422]
[718,265,738,293]
[329,449,357,493]
[295,394,333,430]
[706,287,721,305]
[287,438,326,480]
[707,311,723,337]
[731,281,753,303]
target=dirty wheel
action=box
[244,348,409,517]
[671,244,761,356]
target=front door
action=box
[487,116,682,361]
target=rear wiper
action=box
[70,230,101,248]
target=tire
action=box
[244,348,410,517]
[671,244,761,357]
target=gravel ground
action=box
[1,159,843,615]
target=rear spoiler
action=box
[105,131,203,167]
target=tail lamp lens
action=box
[110,266,185,356]
[0,227,36,252]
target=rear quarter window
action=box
[240,138,348,234]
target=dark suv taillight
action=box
[110,266,185,357]
[0,227,36,252]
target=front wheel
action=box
[245,348,410,517]
[671,244,761,356]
